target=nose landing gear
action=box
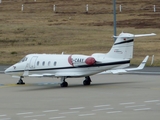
[17,77,25,85]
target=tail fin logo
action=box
[114,49,123,54]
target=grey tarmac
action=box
[0,71,160,120]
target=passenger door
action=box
[29,56,38,69]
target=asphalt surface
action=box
[0,67,160,120]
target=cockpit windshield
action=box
[19,57,28,63]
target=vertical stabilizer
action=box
[105,32,156,60]
[106,32,134,59]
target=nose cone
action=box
[4,67,10,74]
[4,66,15,74]
[4,69,7,74]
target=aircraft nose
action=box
[4,66,13,74]
[4,67,9,74]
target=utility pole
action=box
[113,0,117,41]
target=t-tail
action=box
[105,32,156,60]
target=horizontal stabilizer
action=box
[134,33,156,37]
[113,33,156,38]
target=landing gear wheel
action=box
[17,79,25,85]
[83,76,91,86]
[83,80,91,85]
[60,82,68,87]
[60,77,68,87]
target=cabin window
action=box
[48,61,51,66]
[42,61,45,66]
[37,61,39,66]
[54,61,57,66]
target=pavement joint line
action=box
[107,111,122,114]
[43,109,59,112]
[0,86,9,88]
[0,115,7,117]
[23,114,46,118]
[59,111,79,114]
[0,118,11,120]
[119,102,135,105]
[16,112,33,115]
[125,104,146,108]
[69,107,85,110]
[151,87,160,90]
[78,113,95,117]
[144,100,160,103]
[37,82,57,85]
[134,108,151,111]
[94,104,110,108]
[92,108,114,111]
[49,116,66,119]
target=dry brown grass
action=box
[0,0,160,66]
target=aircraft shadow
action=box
[19,81,138,92]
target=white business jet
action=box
[4,32,156,87]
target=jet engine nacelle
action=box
[68,55,96,66]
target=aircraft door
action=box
[29,56,38,68]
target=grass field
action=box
[0,0,160,66]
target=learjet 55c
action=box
[5,32,156,87]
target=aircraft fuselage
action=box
[5,54,130,78]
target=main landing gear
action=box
[60,76,92,87]
[60,77,68,87]
[17,77,25,85]
[83,76,91,86]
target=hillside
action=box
[0,0,160,65]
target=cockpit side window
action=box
[20,57,28,63]
[25,57,28,61]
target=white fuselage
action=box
[5,53,130,78]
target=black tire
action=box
[83,80,90,85]
[61,82,68,87]
[17,79,25,85]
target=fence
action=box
[0,1,160,13]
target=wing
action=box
[28,72,84,78]
[99,56,149,74]
[29,74,54,77]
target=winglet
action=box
[125,55,149,71]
